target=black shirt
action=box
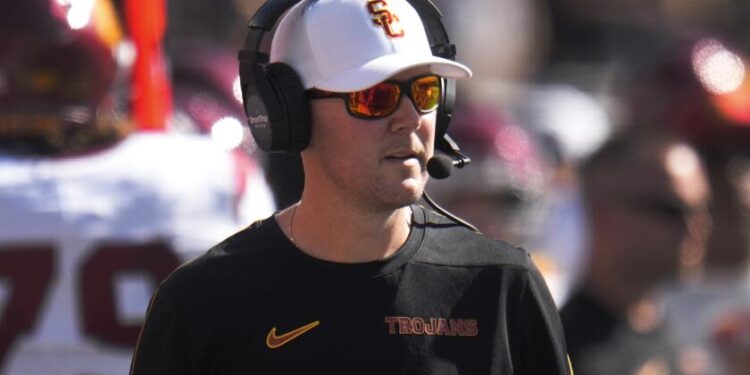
[131,205,571,374]
[562,288,680,375]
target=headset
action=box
[238,0,459,154]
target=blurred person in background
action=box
[622,37,750,275]
[0,1,273,374]
[625,37,750,375]
[561,127,712,375]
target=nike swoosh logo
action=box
[266,320,320,349]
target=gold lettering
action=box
[385,316,479,337]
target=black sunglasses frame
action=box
[305,74,443,120]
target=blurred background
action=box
[1,0,749,374]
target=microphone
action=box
[422,134,479,233]
[427,133,471,179]
[427,154,458,179]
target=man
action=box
[131,0,571,374]
[561,128,712,375]
[0,1,274,374]
[610,39,750,375]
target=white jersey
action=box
[0,132,275,375]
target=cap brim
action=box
[312,53,472,92]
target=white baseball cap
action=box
[270,0,472,92]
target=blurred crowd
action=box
[1,0,749,374]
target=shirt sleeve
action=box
[130,283,202,375]
[516,254,574,375]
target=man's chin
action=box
[364,173,427,210]
[401,177,427,198]
[372,185,424,211]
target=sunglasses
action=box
[306,75,442,119]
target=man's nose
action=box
[389,95,422,133]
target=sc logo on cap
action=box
[367,0,405,38]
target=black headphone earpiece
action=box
[240,0,457,153]
[239,47,310,152]
[263,62,311,151]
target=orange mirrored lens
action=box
[347,82,400,117]
[412,76,441,112]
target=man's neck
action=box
[276,197,413,263]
